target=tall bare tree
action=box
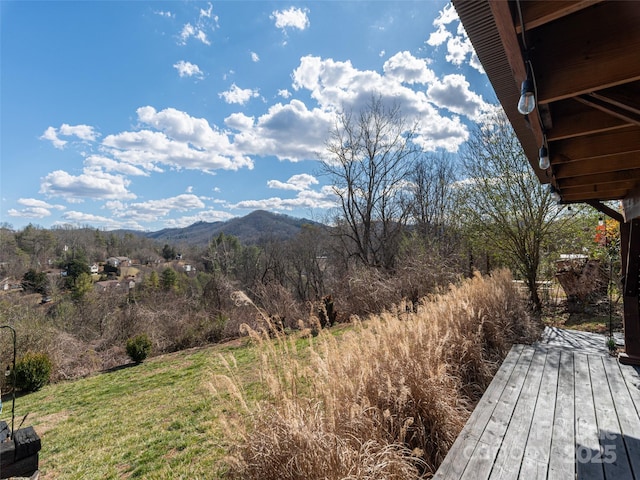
[408,152,460,253]
[459,111,564,311]
[322,96,417,270]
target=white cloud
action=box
[427,24,451,47]
[7,207,52,219]
[40,170,136,200]
[446,36,470,66]
[379,50,386,57]
[426,3,484,74]
[173,60,204,78]
[107,194,206,223]
[155,10,174,18]
[278,89,291,99]
[7,198,66,219]
[55,211,143,230]
[40,123,98,148]
[294,47,492,151]
[179,23,210,45]
[176,3,218,46]
[383,51,434,84]
[224,112,255,131]
[136,106,220,147]
[427,74,487,119]
[230,185,336,211]
[251,51,260,62]
[271,7,310,31]
[230,100,334,161]
[291,55,471,151]
[84,155,148,176]
[40,126,66,149]
[200,3,213,19]
[18,198,65,210]
[223,51,481,160]
[186,186,193,193]
[267,173,318,191]
[433,3,459,27]
[219,84,260,105]
[59,124,97,141]
[102,106,253,173]
[164,209,235,228]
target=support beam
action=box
[619,219,640,365]
[551,127,640,162]
[558,168,640,189]
[575,95,640,127]
[547,99,629,141]
[515,0,603,33]
[552,152,640,179]
[586,200,624,223]
[561,185,627,203]
[531,2,640,104]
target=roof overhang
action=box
[453,0,640,221]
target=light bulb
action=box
[517,78,535,115]
[539,146,550,170]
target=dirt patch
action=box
[30,410,71,436]
[542,300,623,334]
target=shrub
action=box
[318,295,337,328]
[12,351,53,392]
[126,334,152,363]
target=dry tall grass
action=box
[217,269,540,479]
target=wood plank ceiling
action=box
[453,0,640,218]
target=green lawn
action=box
[1,340,260,479]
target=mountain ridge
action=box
[115,210,324,246]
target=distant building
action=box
[106,256,131,268]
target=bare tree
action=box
[459,111,564,311]
[408,152,460,253]
[322,96,417,270]
[284,224,328,302]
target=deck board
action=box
[547,351,575,480]
[519,348,560,479]
[433,345,525,479]
[434,328,640,480]
[590,356,634,480]
[459,346,534,480]
[488,349,545,480]
[603,359,640,478]
[575,352,605,480]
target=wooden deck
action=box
[433,328,640,479]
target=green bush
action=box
[12,352,53,392]
[126,334,152,363]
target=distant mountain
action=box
[141,210,323,246]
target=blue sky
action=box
[1,1,494,231]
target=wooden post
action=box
[0,423,40,479]
[619,219,640,365]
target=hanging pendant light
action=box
[518,76,535,115]
[539,145,550,170]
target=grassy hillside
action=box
[1,341,260,479]
[2,270,539,479]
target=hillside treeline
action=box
[0,105,607,383]
[0,217,470,382]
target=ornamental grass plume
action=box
[216,269,539,479]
